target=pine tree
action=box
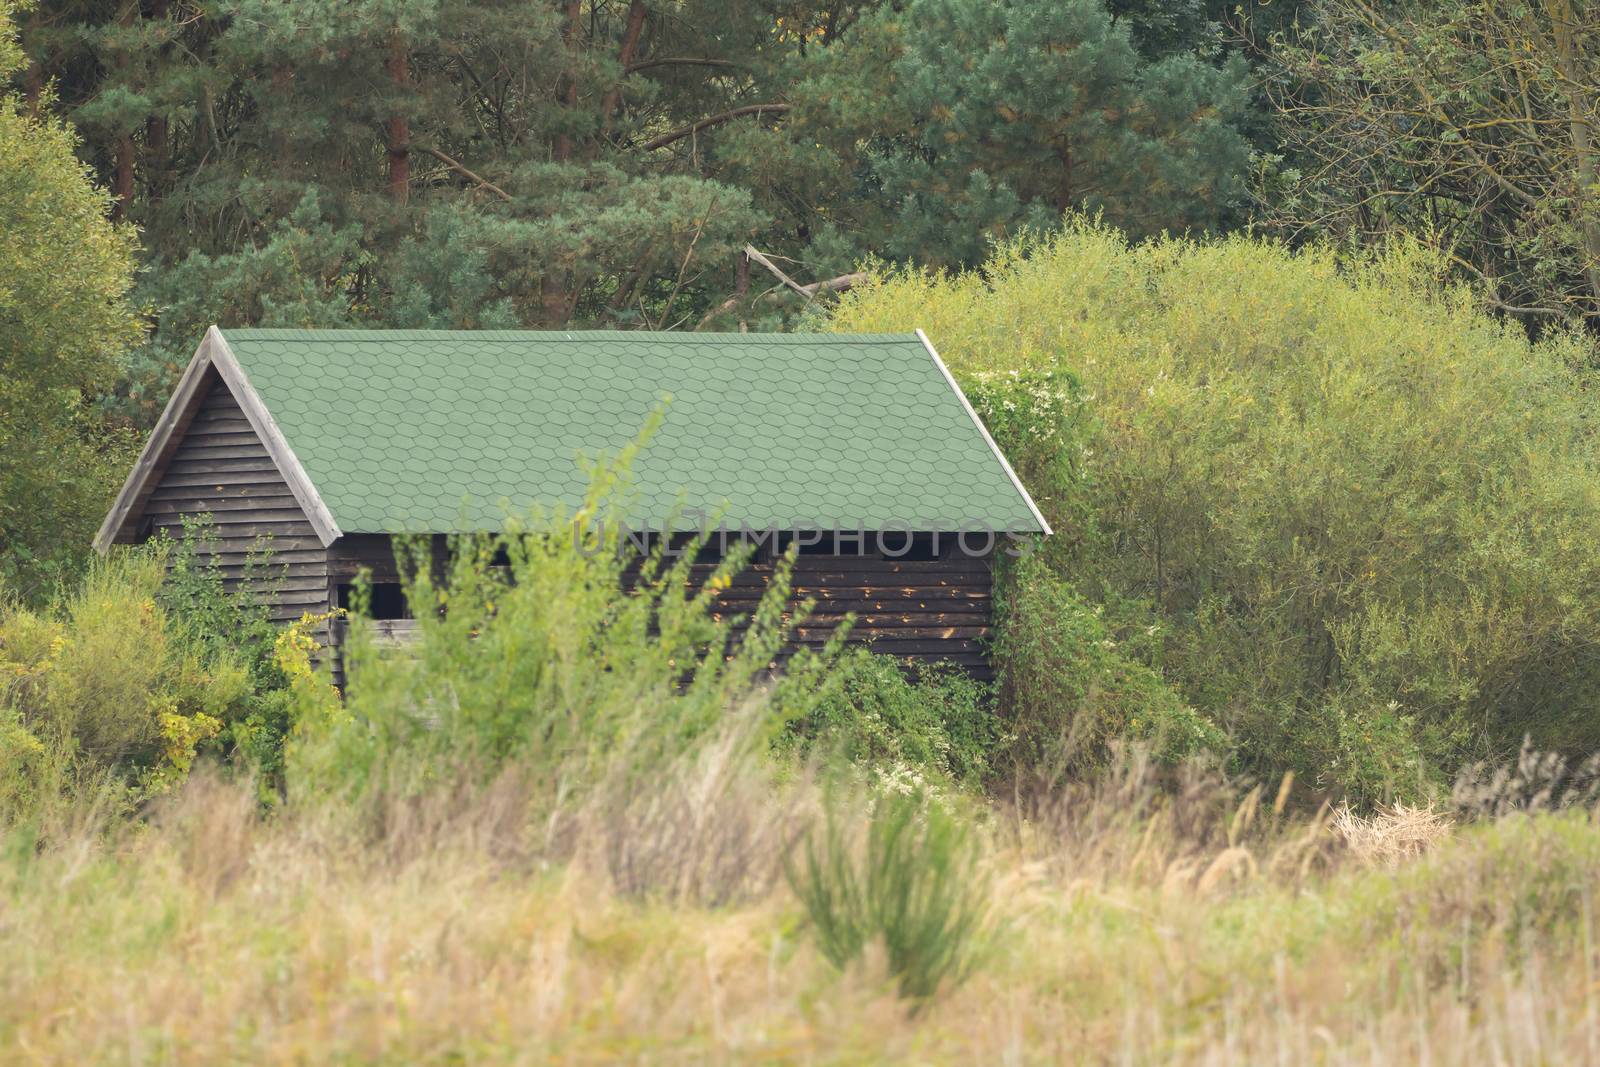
[13,0,1265,413]
[827,0,1254,266]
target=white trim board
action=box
[93,326,342,552]
[207,327,342,546]
[915,328,1053,537]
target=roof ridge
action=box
[220,327,922,344]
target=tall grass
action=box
[787,789,996,1002]
[8,752,1600,1063]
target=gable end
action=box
[94,327,341,551]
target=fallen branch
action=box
[626,56,740,75]
[412,144,515,203]
[794,271,868,298]
[746,243,868,299]
[743,244,809,297]
[639,104,791,151]
[697,248,866,328]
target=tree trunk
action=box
[544,0,585,322]
[599,0,647,133]
[270,65,293,162]
[112,135,135,220]
[142,0,169,200]
[21,59,43,115]
[554,0,582,162]
[1056,141,1074,213]
[1548,0,1600,307]
[19,6,43,113]
[110,0,137,220]
[386,35,410,205]
[144,116,168,199]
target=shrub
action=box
[0,551,251,823]
[156,519,299,798]
[786,789,995,1003]
[828,220,1600,800]
[991,554,1222,781]
[780,649,997,788]
[286,436,840,823]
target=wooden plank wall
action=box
[140,377,332,627]
[327,536,995,680]
[699,552,994,679]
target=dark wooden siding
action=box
[140,376,331,626]
[702,552,994,679]
[326,535,996,679]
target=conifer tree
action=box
[13,0,1262,417]
[794,0,1253,267]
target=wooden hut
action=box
[95,327,1049,679]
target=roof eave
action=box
[207,327,343,547]
[914,328,1053,537]
[92,326,343,554]
[93,332,219,553]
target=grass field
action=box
[6,751,1599,1066]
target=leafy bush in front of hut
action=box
[0,550,253,824]
[778,648,997,789]
[991,552,1222,783]
[284,439,843,824]
[156,517,304,802]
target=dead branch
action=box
[697,247,866,328]
[413,144,515,203]
[639,104,790,151]
[745,244,867,299]
[626,57,739,75]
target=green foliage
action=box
[1264,0,1600,325]
[786,789,995,1003]
[0,551,250,824]
[961,365,1097,552]
[155,519,299,800]
[287,436,838,815]
[847,0,1253,265]
[829,221,1600,801]
[0,0,143,599]
[14,0,1279,396]
[781,649,997,788]
[992,553,1221,779]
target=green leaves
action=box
[786,789,995,1003]
[0,1,142,600]
[845,0,1253,265]
[831,222,1600,801]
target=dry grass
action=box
[1331,802,1453,866]
[6,758,1600,1065]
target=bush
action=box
[828,220,1600,800]
[0,0,144,602]
[992,554,1221,781]
[286,437,840,822]
[0,551,251,823]
[786,789,995,1003]
[156,519,300,799]
[780,649,997,788]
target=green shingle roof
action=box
[216,328,1046,535]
